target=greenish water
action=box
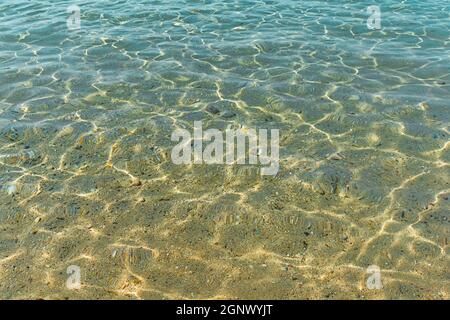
[0,0,449,299]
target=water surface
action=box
[0,0,449,299]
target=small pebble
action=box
[130,178,142,187]
[329,153,344,160]
[5,184,17,195]
[222,111,236,119]
[206,105,220,114]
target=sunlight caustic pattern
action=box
[0,0,449,299]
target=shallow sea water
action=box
[0,0,449,299]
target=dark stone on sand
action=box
[222,111,236,119]
[206,100,238,118]
[206,104,220,114]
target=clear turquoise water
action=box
[0,0,449,299]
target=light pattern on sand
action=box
[0,0,449,299]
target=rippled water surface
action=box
[0,0,449,299]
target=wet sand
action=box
[0,0,449,299]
